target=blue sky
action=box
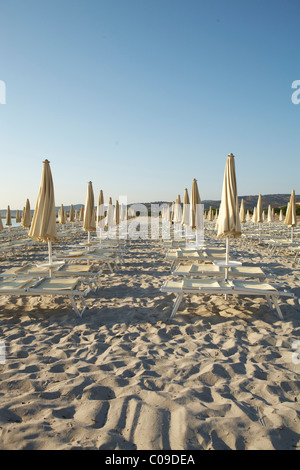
[0,0,299,209]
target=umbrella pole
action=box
[48,240,53,265]
[225,237,229,282]
[291,226,294,243]
[48,240,53,278]
[88,231,91,250]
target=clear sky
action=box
[0,0,299,209]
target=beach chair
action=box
[0,263,103,292]
[52,249,119,272]
[165,247,228,271]
[0,277,90,317]
[172,264,267,281]
[161,278,297,320]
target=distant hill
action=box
[136,194,300,212]
[202,194,300,211]
[1,195,299,217]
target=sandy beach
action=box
[0,224,299,450]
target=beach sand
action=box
[0,227,299,450]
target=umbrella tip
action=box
[228,153,235,157]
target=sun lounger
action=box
[0,263,103,292]
[172,264,267,281]
[165,247,229,271]
[52,249,119,272]
[0,277,90,317]
[161,278,297,320]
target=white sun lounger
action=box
[172,264,267,281]
[0,277,90,317]
[0,263,103,292]
[52,249,119,272]
[161,278,297,320]
[165,248,228,271]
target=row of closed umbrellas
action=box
[3,156,297,266]
[0,199,32,230]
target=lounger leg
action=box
[170,260,176,272]
[169,294,183,320]
[266,296,273,311]
[69,296,87,317]
[106,261,113,273]
[271,296,284,320]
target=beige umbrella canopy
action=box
[181,188,190,227]
[239,199,246,223]
[5,206,12,227]
[267,204,274,223]
[114,200,120,226]
[284,190,297,241]
[252,206,257,222]
[190,178,203,246]
[217,154,241,239]
[207,206,213,222]
[279,209,283,222]
[217,153,241,271]
[22,199,31,228]
[97,190,106,229]
[59,204,66,224]
[173,194,182,225]
[29,159,58,266]
[106,197,114,228]
[69,204,75,223]
[190,178,201,230]
[170,201,175,224]
[79,205,84,222]
[83,181,96,231]
[0,213,3,231]
[256,195,263,224]
[285,190,297,227]
[15,210,21,223]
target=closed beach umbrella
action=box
[59,204,66,224]
[181,188,190,226]
[252,206,257,222]
[190,178,201,230]
[5,206,12,227]
[256,195,263,242]
[207,206,213,222]
[239,199,246,223]
[29,159,58,266]
[97,190,106,229]
[170,201,175,224]
[69,204,75,223]
[190,178,203,246]
[246,209,251,222]
[267,205,274,223]
[15,210,21,223]
[217,153,241,274]
[22,199,31,228]
[114,200,120,226]
[284,190,297,241]
[106,197,114,228]
[279,209,283,221]
[0,214,3,231]
[173,195,182,224]
[83,182,96,247]
[256,195,263,223]
[79,205,84,222]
